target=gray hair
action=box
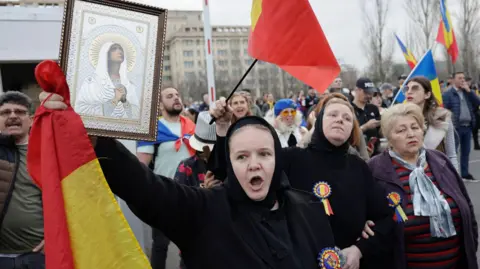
[379,83,394,92]
[0,91,33,114]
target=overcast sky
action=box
[135,0,462,71]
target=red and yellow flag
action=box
[248,0,340,93]
[27,60,150,269]
[394,34,417,70]
[436,0,458,64]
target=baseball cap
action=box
[356,78,378,94]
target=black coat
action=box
[95,138,337,269]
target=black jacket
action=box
[95,138,337,269]
[0,135,19,231]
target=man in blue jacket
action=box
[443,72,480,182]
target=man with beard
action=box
[268,99,304,148]
[0,92,46,269]
[137,87,195,269]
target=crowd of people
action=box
[0,71,479,269]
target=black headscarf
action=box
[308,108,351,159]
[224,116,284,209]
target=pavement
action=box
[161,147,480,269]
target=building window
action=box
[217,70,229,77]
[231,59,241,66]
[198,60,202,66]
[183,50,194,57]
[230,39,241,46]
[182,40,194,46]
[216,39,227,45]
[217,50,228,56]
[245,59,254,65]
[233,69,242,76]
[163,75,172,81]
[243,39,249,45]
[196,39,201,45]
[244,48,248,55]
[197,50,201,56]
[217,60,228,67]
[184,71,196,79]
[164,55,170,61]
[184,61,194,68]
[231,50,241,56]
[164,65,171,71]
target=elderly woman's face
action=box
[230,95,249,119]
[389,115,423,157]
[405,81,431,106]
[322,103,354,146]
[229,126,275,202]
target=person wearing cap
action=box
[352,78,381,155]
[268,99,304,148]
[174,111,218,189]
[379,83,394,107]
[173,111,219,269]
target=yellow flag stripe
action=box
[251,0,262,31]
[62,159,151,269]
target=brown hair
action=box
[229,93,252,124]
[406,76,447,127]
[308,93,361,147]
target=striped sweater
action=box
[392,160,462,269]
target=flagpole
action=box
[209,59,258,124]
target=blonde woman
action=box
[368,103,477,269]
[404,76,459,172]
[228,92,251,124]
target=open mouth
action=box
[6,122,21,128]
[407,97,413,101]
[249,175,264,191]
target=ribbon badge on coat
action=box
[387,192,408,223]
[313,181,334,216]
[317,247,342,269]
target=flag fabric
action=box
[436,0,459,64]
[394,34,417,69]
[28,60,151,269]
[392,50,443,106]
[137,116,195,156]
[248,0,340,93]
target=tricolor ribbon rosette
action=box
[387,192,408,223]
[313,181,334,216]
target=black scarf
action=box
[224,116,297,267]
[308,109,351,164]
[224,116,285,209]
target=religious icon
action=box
[59,0,167,140]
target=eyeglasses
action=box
[0,109,28,118]
[280,109,296,117]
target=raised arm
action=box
[95,137,211,247]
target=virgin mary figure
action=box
[76,42,140,119]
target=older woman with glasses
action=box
[367,103,478,269]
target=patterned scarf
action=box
[389,148,456,238]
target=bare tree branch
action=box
[360,0,393,82]
[457,0,480,78]
[403,0,440,53]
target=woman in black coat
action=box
[93,116,341,269]
[210,97,395,269]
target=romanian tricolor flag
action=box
[392,50,443,106]
[27,60,151,269]
[394,34,417,70]
[248,0,340,93]
[436,0,458,64]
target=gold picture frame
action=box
[59,0,167,141]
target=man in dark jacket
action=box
[443,72,480,182]
[0,91,45,269]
